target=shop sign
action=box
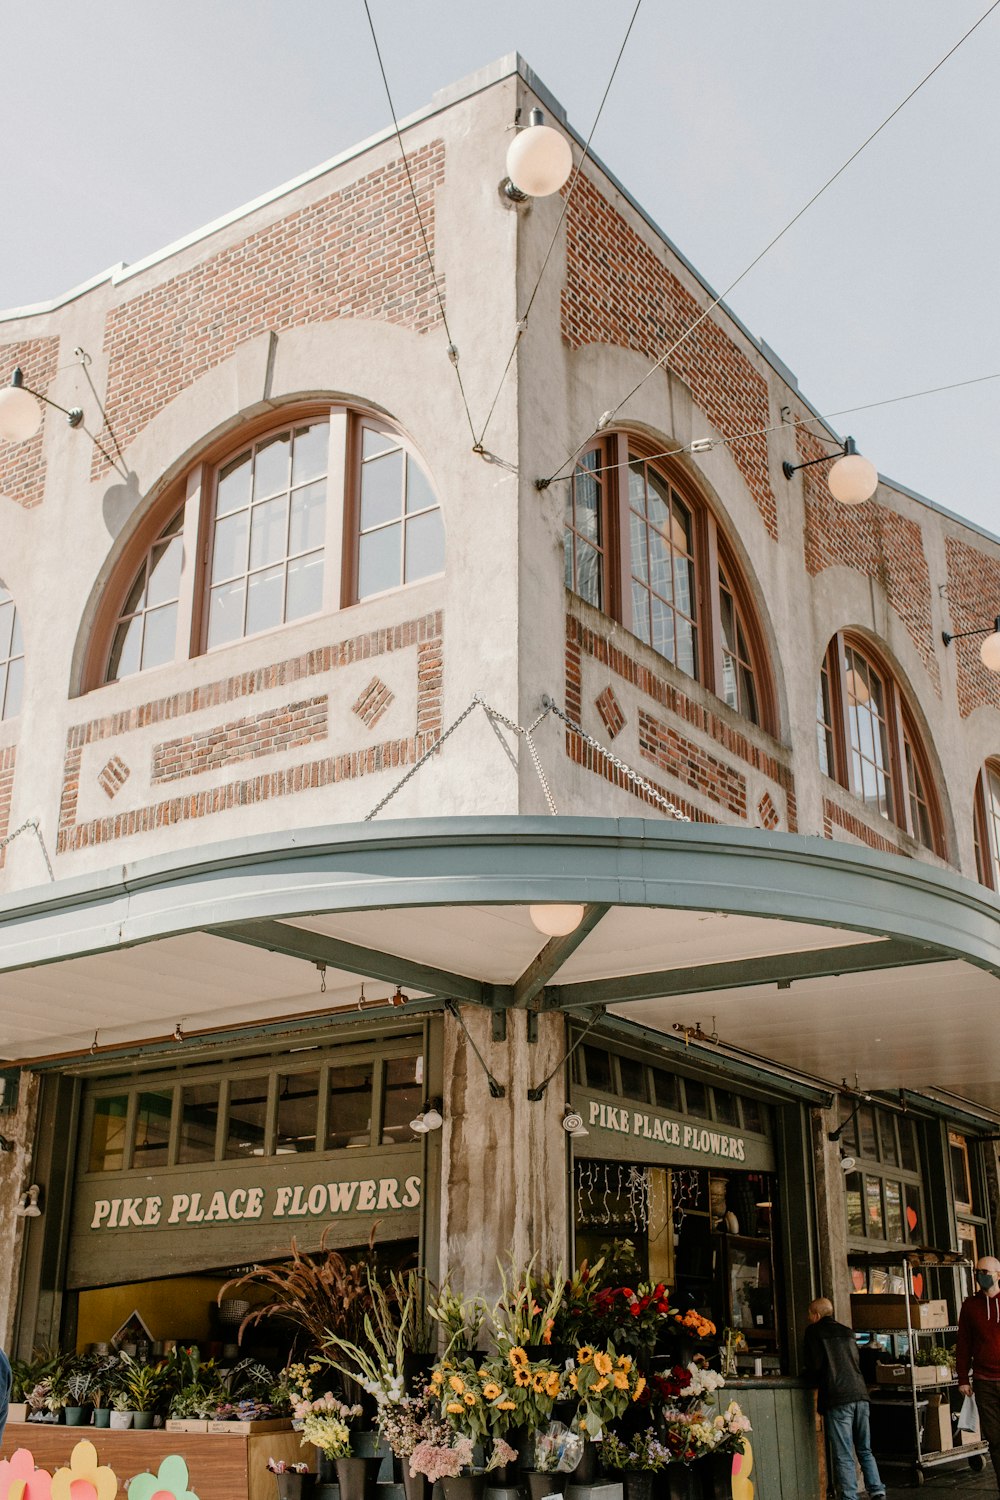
[574,1092,773,1172]
[88,1173,421,1232]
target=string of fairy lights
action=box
[359,0,1000,503]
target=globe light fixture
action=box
[529,903,585,937]
[0,358,128,475]
[783,435,878,505]
[942,614,1000,673]
[504,108,573,201]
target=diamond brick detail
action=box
[595,685,626,739]
[757,791,780,830]
[98,754,130,800]
[353,675,394,730]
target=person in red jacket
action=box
[957,1254,1000,1484]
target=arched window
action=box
[0,581,24,720]
[817,633,943,853]
[973,761,1000,892]
[563,433,774,733]
[86,405,444,689]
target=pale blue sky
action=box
[4,1,999,538]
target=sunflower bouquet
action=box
[429,1357,520,1446]
[501,1346,568,1431]
[568,1343,646,1438]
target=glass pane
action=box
[134,1090,172,1168]
[714,1090,740,1126]
[879,1113,899,1167]
[650,594,674,661]
[140,603,177,671]
[120,562,148,619]
[646,470,670,530]
[289,480,327,555]
[739,665,759,725]
[648,527,671,598]
[576,542,602,608]
[275,1071,319,1154]
[722,652,738,710]
[675,617,696,678]
[225,1076,270,1159]
[684,1078,710,1117]
[359,524,401,599]
[884,1179,903,1242]
[858,1105,878,1159]
[899,1119,919,1173]
[146,534,183,607]
[627,460,646,511]
[207,579,246,648]
[845,1172,864,1236]
[904,1183,922,1242]
[216,452,251,516]
[574,469,601,542]
[327,1064,374,1150]
[108,616,143,680]
[8,609,21,658]
[619,1057,647,1101]
[865,1175,884,1237]
[382,1055,422,1144]
[88,1095,128,1172]
[212,510,249,583]
[246,564,284,636]
[178,1082,221,1164]
[951,1139,972,1204]
[285,551,324,622]
[253,431,291,499]
[363,427,399,460]
[404,508,444,581]
[249,495,289,570]
[0,601,13,658]
[741,1097,765,1133]
[361,449,404,530]
[291,422,329,487]
[673,556,694,618]
[563,530,574,593]
[3,655,23,718]
[652,1068,679,1110]
[405,457,436,514]
[719,588,736,653]
[583,1044,612,1092]
[630,513,648,583]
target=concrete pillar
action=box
[0,1070,40,1347]
[439,1006,569,1301]
[810,1104,853,1319]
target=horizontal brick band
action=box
[151,696,328,783]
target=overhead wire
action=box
[539,0,1000,489]
[361,0,478,446]
[532,366,1000,487]
[475,0,645,450]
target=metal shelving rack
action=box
[853,1249,988,1485]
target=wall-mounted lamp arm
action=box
[782,436,855,481]
[11,366,83,428]
[942,615,1000,647]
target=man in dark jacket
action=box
[804,1297,885,1500]
[957,1254,1000,1484]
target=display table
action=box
[0,1422,304,1500]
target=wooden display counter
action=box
[0,1422,304,1500]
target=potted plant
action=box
[698,1400,751,1500]
[91,1353,121,1428]
[7,1358,33,1424]
[219,1229,375,1359]
[409,1432,517,1500]
[525,1418,585,1500]
[599,1429,672,1500]
[492,1255,566,1359]
[64,1358,96,1425]
[378,1392,453,1500]
[297,1394,365,1485]
[267,1458,317,1500]
[569,1343,647,1438]
[119,1353,165,1429]
[428,1280,489,1359]
[299,1400,380,1500]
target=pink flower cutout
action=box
[0,1446,54,1499]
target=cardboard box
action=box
[165,1418,210,1433]
[205,1417,294,1435]
[851,1294,949,1331]
[921,1394,953,1453]
[876,1364,943,1386]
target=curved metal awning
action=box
[1,816,998,1108]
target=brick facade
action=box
[57,613,442,853]
[561,174,777,538]
[945,535,1000,718]
[822,796,906,857]
[0,337,59,509]
[93,143,445,477]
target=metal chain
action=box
[0,817,56,881]
[480,700,557,814]
[364,697,483,821]
[542,696,691,822]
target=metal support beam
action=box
[207,919,498,1005]
[544,937,947,1010]
[512,903,611,1009]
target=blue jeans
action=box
[826,1400,884,1500]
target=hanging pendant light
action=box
[529,903,585,937]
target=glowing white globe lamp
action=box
[529,903,585,937]
[505,108,573,199]
[981,625,1000,673]
[827,446,879,506]
[0,375,42,441]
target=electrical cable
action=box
[534,366,1000,487]
[476,0,645,450]
[361,0,478,446]
[445,1000,506,1097]
[540,0,1000,489]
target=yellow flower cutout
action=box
[128,1455,200,1500]
[509,1347,528,1369]
[576,1346,594,1365]
[51,1440,118,1500]
[449,1376,466,1394]
[593,1352,613,1377]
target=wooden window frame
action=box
[0,581,24,721]
[81,403,441,694]
[974,761,1000,892]
[818,632,944,855]
[565,433,776,735]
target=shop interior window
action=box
[858,1105,879,1159]
[865,1175,884,1237]
[899,1117,919,1173]
[949,1131,974,1213]
[382,1055,422,1144]
[88,1095,129,1172]
[618,1055,648,1101]
[225,1076,270,1159]
[134,1091,172,1168]
[904,1183,922,1242]
[178,1082,222,1164]
[845,1172,864,1237]
[683,1078,710,1118]
[883,1178,903,1242]
[878,1111,900,1167]
[275,1070,319,1154]
[651,1068,680,1110]
[327,1064,374,1150]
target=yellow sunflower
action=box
[465,1393,477,1406]
[545,1372,562,1398]
[498,1400,516,1411]
[633,1376,647,1401]
[592,1377,608,1392]
[509,1347,529,1369]
[613,1371,629,1390]
[483,1382,502,1401]
[447,1401,464,1414]
[449,1375,466,1394]
[532,1372,547,1394]
[616,1354,632,1371]
[576,1346,594,1365]
[568,1371,579,1391]
[593,1352,613,1377]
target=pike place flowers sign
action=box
[574,1093,774,1172]
[89,1173,422,1230]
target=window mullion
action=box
[703,514,723,699]
[830,635,852,790]
[887,686,910,835]
[178,464,206,658]
[613,435,633,632]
